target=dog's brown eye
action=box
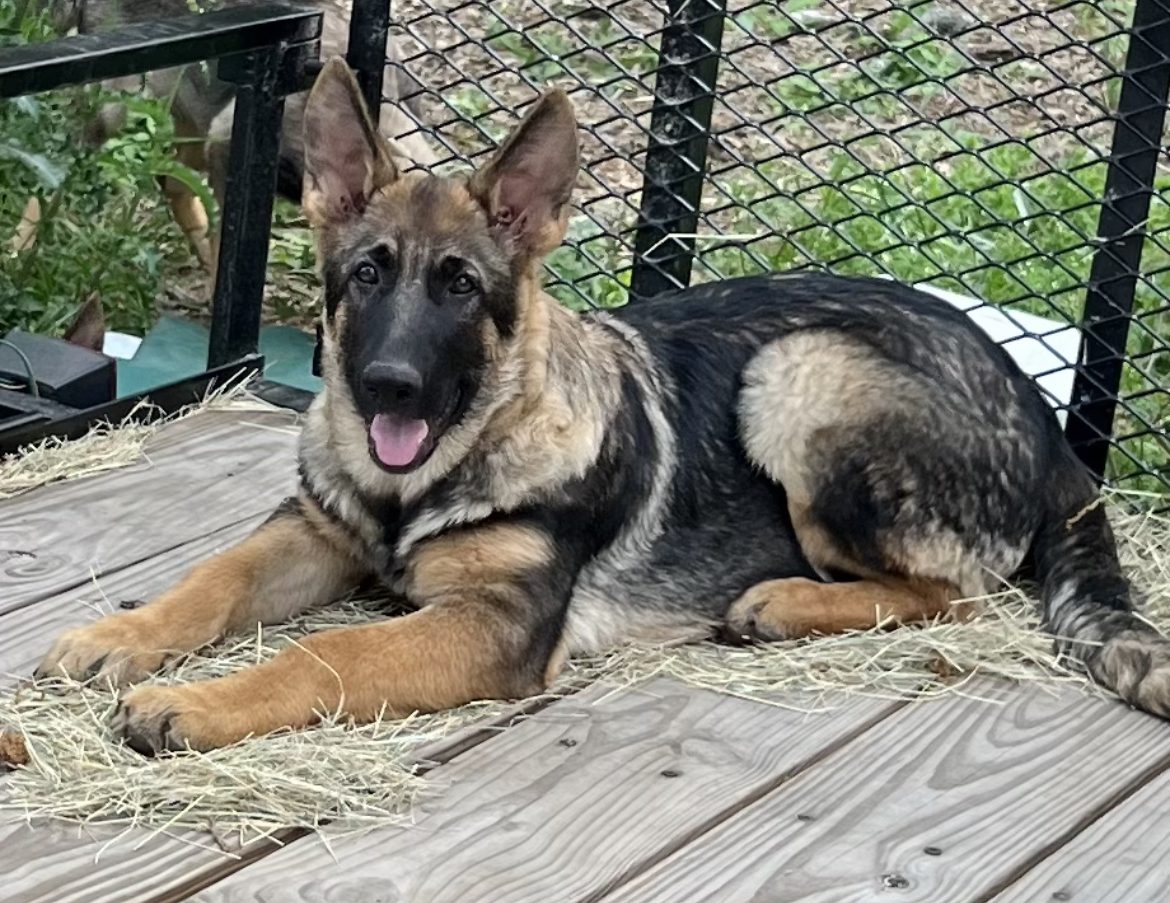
[450,273,478,295]
[354,263,379,285]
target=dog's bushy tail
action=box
[1033,445,1170,717]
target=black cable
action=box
[0,339,41,398]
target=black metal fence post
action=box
[629,0,726,301]
[1064,0,1170,481]
[207,45,288,369]
[346,0,390,117]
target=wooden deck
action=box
[3,406,1170,903]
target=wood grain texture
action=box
[0,816,238,903]
[191,679,901,903]
[0,516,265,686]
[0,520,268,903]
[0,413,294,903]
[994,766,1170,903]
[603,680,1170,903]
[0,409,299,615]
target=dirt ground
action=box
[393,0,1131,243]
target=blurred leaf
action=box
[13,95,39,117]
[0,141,66,188]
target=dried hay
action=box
[0,373,279,501]
[0,596,595,854]
[1,487,1168,855]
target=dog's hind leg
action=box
[35,496,366,687]
[167,190,213,269]
[735,326,1170,719]
[726,575,970,642]
[164,112,215,270]
[732,329,1043,639]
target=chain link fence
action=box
[370,0,1170,499]
[9,0,1164,495]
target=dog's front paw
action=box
[35,614,175,686]
[112,684,225,755]
[111,685,185,755]
[113,676,280,755]
[722,595,777,644]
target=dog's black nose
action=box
[362,361,423,406]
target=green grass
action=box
[708,145,1112,316]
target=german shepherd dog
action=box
[36,60,1170,753]
[47,0,436,277]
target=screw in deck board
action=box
[1064,0,1170,482]
[207,46,287,369]
[346,0,390,117]
[629,0,727,301]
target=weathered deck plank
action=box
[600,680,1170,903]
[4,406,1165,903]
[0,519,272,903]
[0,817,245,903]
[191,679,902,903]
[0,516,265,685]
[994,767,1170,903]
[0,409,299,615]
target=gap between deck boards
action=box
[576,697,910,903]
[597,681,1170,903]
[9,411,1170,902]
[0,515,267,685]
[129,663,910,900]
[977,749,1170,901]
[177,685,909,903]
[1,508,271,637]
[133,676,1170,903]
[0,522,561,903]
[143,693,591,903]
[0,408,301,617]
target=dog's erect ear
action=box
[470,89,579,258]
[63,294,106,353]
[302,58,398,226]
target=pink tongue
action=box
[369,413,429,467]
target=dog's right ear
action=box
[302,58,398,227]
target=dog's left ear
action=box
[470,89,579,258]
[302,58,399,227]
